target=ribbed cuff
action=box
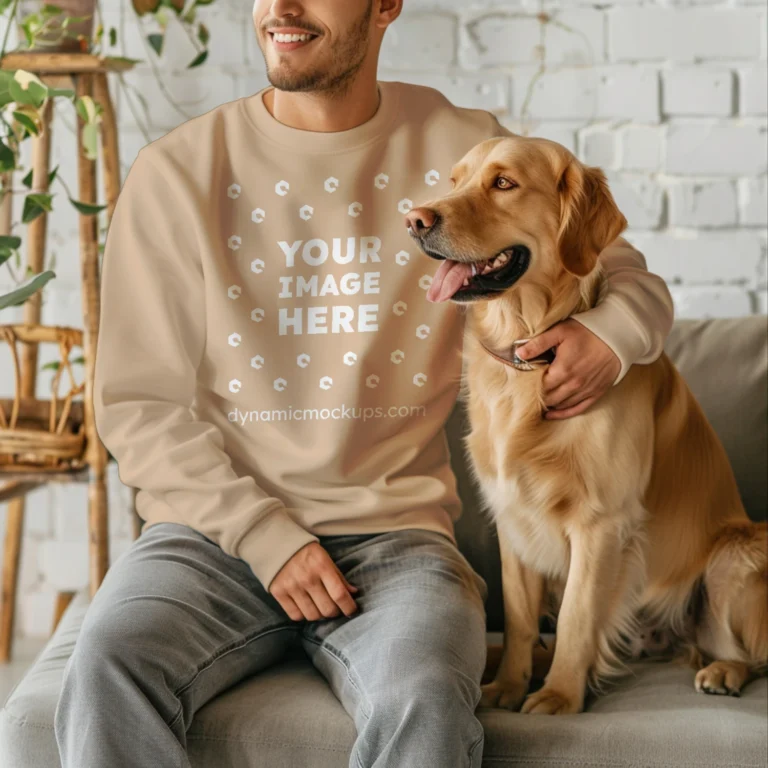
[236,506,319,591]
[571,297,650,386]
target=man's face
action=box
[253,0,375,94]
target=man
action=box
[54,1,674,766]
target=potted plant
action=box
[0,0,215,281]
[0,0,218,308]
[14,0,97,53]
[0,0,219,472]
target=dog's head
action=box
[406,134,627,304]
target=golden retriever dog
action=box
[405,134,768,715]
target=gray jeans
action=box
[53,522,489,768]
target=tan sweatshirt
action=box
[94,79,674,589]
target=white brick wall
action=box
[1,0,766,639]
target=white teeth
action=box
[274,32,314,43]
[486,252,509,271]
[463,278,470,286]
[467,252,508,281]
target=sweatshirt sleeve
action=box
[94,145,318,590]
[485,113,675,386]
[570,237,675,385]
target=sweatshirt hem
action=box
[304,507,457,544]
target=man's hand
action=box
[270,542,359,621]
[515,319,621,420]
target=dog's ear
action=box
[556,160,627,277]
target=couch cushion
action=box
[2,589,766,768]
[664,317,767,522]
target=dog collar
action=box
[477,337,556,371]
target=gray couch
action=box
[2,317,767,768]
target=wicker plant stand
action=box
[0,53,135,663]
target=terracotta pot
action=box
[17,0,97,53]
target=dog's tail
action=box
[706,520,768,669]
[741,566,768,669]
[736,522,768,669]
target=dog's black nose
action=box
[405,207,439,235]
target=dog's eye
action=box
[495,176,519,190]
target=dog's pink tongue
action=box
[427,260,473,302]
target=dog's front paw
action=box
[479,679,529,711]
[695,662,747,697]
[521,686,583,715]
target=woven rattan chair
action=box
[0,52,136,662]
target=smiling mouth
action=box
[268,30,320,47]
[422,246,531,303]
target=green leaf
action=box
[22,192,54,223]
[20,21,35,49]
[42,353,84,371]
[109,26,117,46]
[82,122,99,160]
[46,87,75,99]
[101,55,142,66]
[0,141,16,173]
[0,270,56,310]
[9,76,48,108]
[27,80,48,104]
[61,14,92,26]
[189,49,207,68]
[197,22,209,46]
[0,235,22,250]
[0,70,15,107]
[75,94,100,124]
[41,4,67,17]
[69,197,106,215]
[21,164,60,189]
[13,110,39,136]
[148,33,164,56]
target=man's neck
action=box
[263,77,382,134]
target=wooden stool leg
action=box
[51,590,75,635]
[0,500,24,663]
[94,72,135,552]
[75,72,109,594]
[88,467,109,597]
[93,71,121,224]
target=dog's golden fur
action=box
[413,135,768,714]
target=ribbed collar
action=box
[240,79,401,154]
